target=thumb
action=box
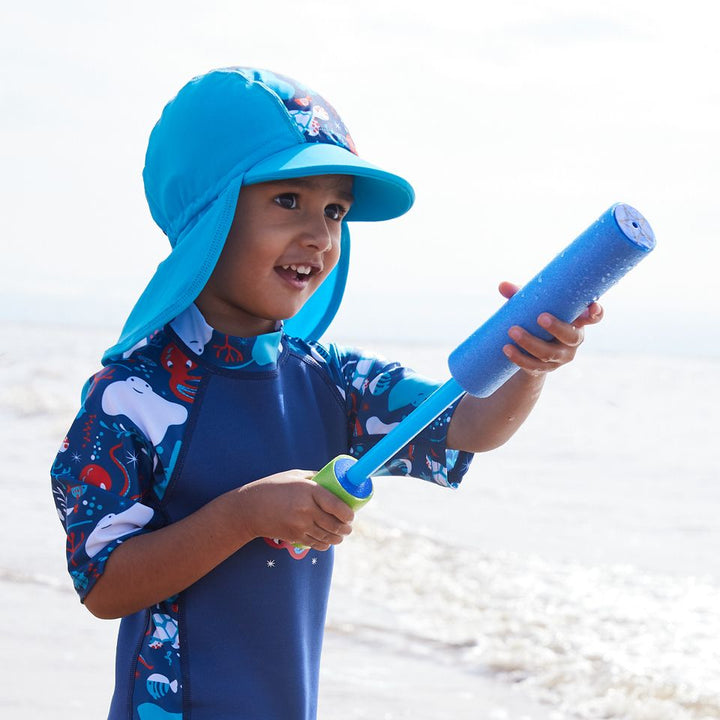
[499,281,520,300]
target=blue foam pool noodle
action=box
[342,202,655,487]
[448,202,655,397]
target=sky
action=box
[1,0,718,355]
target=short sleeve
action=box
[50,366,160,601]
[332,346,474,488]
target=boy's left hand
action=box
[499,281,604,375]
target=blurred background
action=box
[1,3,718,718]
[1,0,718,356]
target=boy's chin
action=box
[279,299,314,322]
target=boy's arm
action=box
[84,471,354,619]
[447,281,603,453]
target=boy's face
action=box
[195,174,353,337]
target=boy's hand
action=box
[236,470,355,551]
[447,281,603,454]
[83,469,354,618]
[498,281,603,375]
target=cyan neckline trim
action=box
[169,304,284,372]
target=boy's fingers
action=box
[314,514,353,537]
[508,325,571,363]
[536,314,584,347]
[310,523,347,544]
[296,522,349,550]
[498,281,520,300]
[576,302,604,326]
[313,485,355,524]
[503,343,560,373]
[545,303,604,332]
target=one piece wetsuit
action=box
[51,304,473,720]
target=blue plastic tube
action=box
[344,203,655,488]
[345,378,464,481]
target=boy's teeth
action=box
[282,264,312,275]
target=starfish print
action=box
[71,452,82,463]
[267,560,275,568]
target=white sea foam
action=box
[331,521,720,720]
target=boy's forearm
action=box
[84,489,254,619]
[446,370,545,453]
[82,471,354,619]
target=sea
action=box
[1,319,718,719]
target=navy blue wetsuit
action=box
[51,305,472,720]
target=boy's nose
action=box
[298,215,335,253]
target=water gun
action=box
[313,203,656,511]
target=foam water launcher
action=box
[313,203,656,509]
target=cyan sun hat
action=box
[102,67,415,363]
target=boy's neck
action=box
[194,295,278,338]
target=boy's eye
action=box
[274,194,297,209]
[325,204,346,221]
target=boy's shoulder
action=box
[285,334,381,368]
[82,326,198,409]
[284,335,403,390]
[282,335,349,388]
[286,335,355,366]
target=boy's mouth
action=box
[275,263,319,288]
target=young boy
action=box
[51,67,601,720]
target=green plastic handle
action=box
[294,455,373,549]
[313,454,373,511]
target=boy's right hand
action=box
[84,469,354,619]
[235,470,355,551]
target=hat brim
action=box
[244,142,414,221]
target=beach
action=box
[3,0,719,715]
[1,320,718,718]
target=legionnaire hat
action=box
[102,67,415,363]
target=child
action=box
[51,67,601,720]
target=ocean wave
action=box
[331,521,720,720]
[0,566,73,593]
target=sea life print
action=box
[161,343,201,402]
[84,502,154,558]
[146,673,179,700]
[151,613,180,650]
[101,376,188,445]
